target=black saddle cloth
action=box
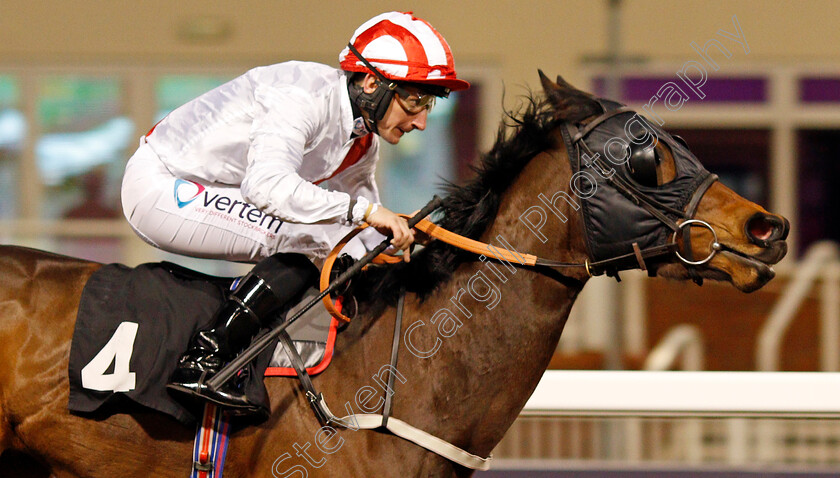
[67,262,273,424]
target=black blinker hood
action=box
[564,99,714,271]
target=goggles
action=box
[391,84,437,114]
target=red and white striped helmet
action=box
[339,11,470,92]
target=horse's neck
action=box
[257,144,589,466]
[387,145,589,457]
[416,264,580,455]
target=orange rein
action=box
[319,216,539,323]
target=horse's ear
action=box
[538,70,601,122]
[539,70,561,103]
[555,74,578,91]
[539,70,582,102]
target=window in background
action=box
[0,76,24,219]
[797,129,840,254]
[30,76,133,262]
[36,76,133,220]
[669,128,770,207]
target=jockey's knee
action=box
[250,253,318,304]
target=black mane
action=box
[349,86,597,317]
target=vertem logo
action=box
[174,179,206,208]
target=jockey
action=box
[120,11,469,417]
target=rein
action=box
[319,217,582,323]
[318,200,712,323]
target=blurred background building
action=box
[2,1,840,475]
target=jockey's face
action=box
[377,92,429,145]
[361,75,429,145]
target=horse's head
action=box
[540,72,788,292]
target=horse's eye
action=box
[626,143,661,187]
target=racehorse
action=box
[0,72,788,477]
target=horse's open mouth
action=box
[714,245,781,292]
[720,249,775,274]
[721,238,787,266]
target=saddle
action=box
[67,261,339,424]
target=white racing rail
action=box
[523,370,840,418]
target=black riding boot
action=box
[167,253,317,417]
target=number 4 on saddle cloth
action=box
[67,261,340,425]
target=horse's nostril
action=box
[746,213,786,246]
[748,215,774,242]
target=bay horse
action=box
[0,72,788,477]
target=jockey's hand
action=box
[365,206,415,262]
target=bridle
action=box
[559,104,721,282]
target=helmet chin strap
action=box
[346,43,400,134]
[348,81,393,135]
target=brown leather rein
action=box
[319,160,722,322]
[318,214,677,323]
[318,217,536,322]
